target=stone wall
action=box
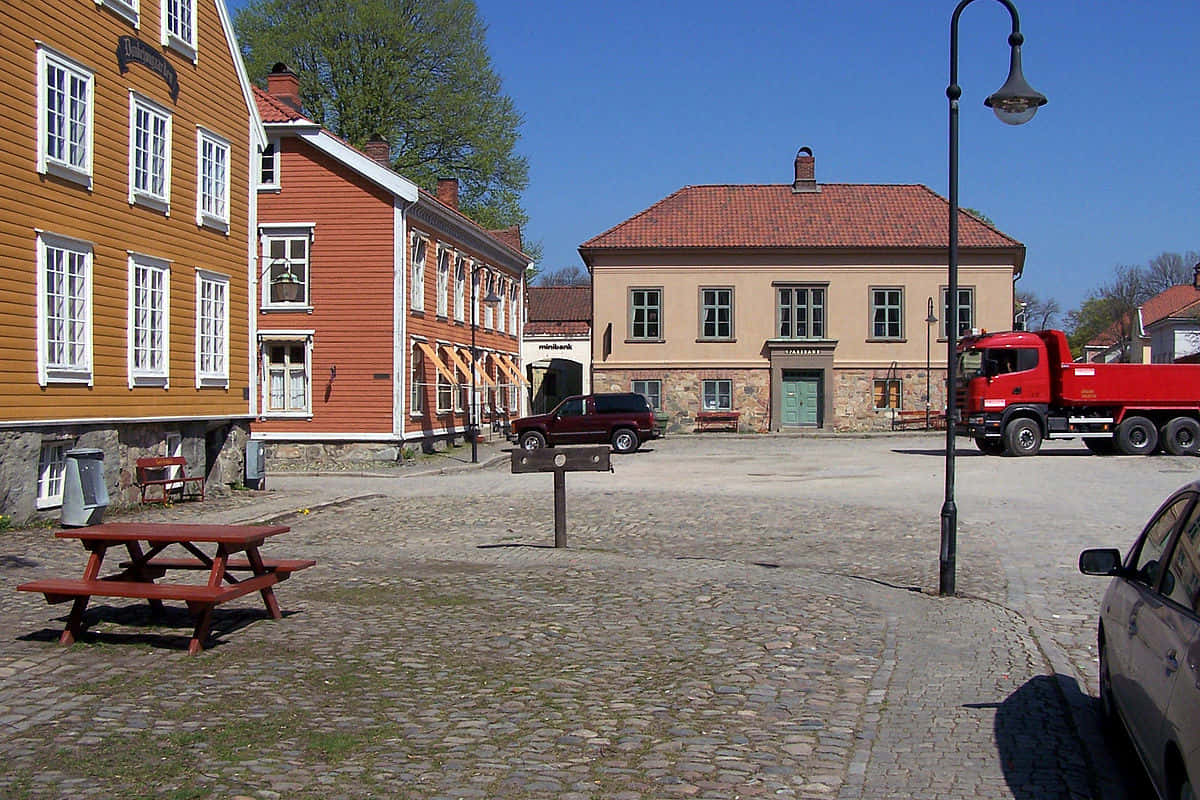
[832,368,947,431]
[594,368,771,434]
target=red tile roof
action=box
[528,286,591,323]
[579,184,1023,252]
[253,86,306,123]
[525,320,590,336]
[1141,284,1200,325]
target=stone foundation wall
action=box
[0,420,249,525]
[594,368,771,434]
[832,368,947,431]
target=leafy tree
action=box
[533,265,590,287]
[1015,290,1059,331]
[235,0,530,229]
[1065,265,1150,360]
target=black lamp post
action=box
[926,298,937,430]
[943,0,1046,596]
[469,268,502,464]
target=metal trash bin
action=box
[61,448,109,527]
[245,440,265,490]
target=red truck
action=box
[956,329,1200,456]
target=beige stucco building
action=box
[579,150,1026,433]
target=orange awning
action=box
[415,341,457,384]
[457,347,496,387]
[443,346,473,383]
[495,353,528,385]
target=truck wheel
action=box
[519,430,547,450]
[1161,417,1200,456]
[974,435,1004,455]
[1116,416,1158,455]
[1083,438,1116,455]
[611,428,639,454]
[1003,418,1042,456]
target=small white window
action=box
[410,343,426,414]
[262,338,311,415]
[259,139,280,190]
[97,0,139,26]
[454,256,466,322]
[509,282,520,333]
[37,442,70,510]
[36,45,94,188]
[196,128,230,231]
[436,247,450,317]
[261,228,312,308]
[128,253,170,387]
[162,0,197,61]
[129,93,172,213]
[410,234,427,312]
[495,278,506,334]
[196,270,229,387]
[37,231,93,386]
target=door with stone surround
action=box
[781,372,820,427]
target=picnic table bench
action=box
[135,456,205,503]
[17,522,313,654]
[891,409,946,430]
[695,410,740,432]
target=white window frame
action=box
[161,0,197,62]
[196,270,229,388]
[410,234,427,312]
[471,265,481,326]
[509,282,520,334]
[260,226,314,309]
[128,92,172,213]
[127,252,170,388]
[454,256,466,322]
[495,278,506,334]
[436,364,453,413]
[702,379,732,411]
[436,247,450,318]
[36,45,94,188]
[259,138,280,191]
[410,342,426,414]
[36,231,93,386]
[96,0,140,26]
[37,441,71,510]
[483,271,495,329]
[196,127,230,232]
[261,335,312,417]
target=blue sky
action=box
[230,0,1199,318]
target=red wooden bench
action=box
[136,456,205,503]
[891,410,946,430]
[696,410,741,432]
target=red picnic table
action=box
[17,522,314,654]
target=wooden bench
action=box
[696,410,741,432]
[891,410,946,430]
[136,456,205,503]
[118,556,316,575]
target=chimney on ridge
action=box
[437,178,459,211]
[267,63,303,113]
[363,134,390,168]
[792,146,819,193]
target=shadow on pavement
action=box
[891,448,1092,458]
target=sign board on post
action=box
[510,446,612,547]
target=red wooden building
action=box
[252,67,529,462]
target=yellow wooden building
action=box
[0,0,265,520]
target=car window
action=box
[1164,500,1200,614]
[557,398,584,417]
[1130,494,1192,589]
[594,394,649,414]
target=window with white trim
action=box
[162,0,196,59]
[436,247,450,317]
[483,272,495,329]
[941,287,975,339]
[871,287,903,340]
[509,282,520,333]
[37,232,92,386]
[128,253,170,387]
[37,442,70,509]
[97,0,139,26]
[262,229,311,307]
[129,93,171,212]
[436,366,453,413]
[196,128,230,231]
[471,266,481,326]
[702,379,732,411]
[632,379,662,410]
[410,234,426,312]
[495,278,506,333]
[410,344,425,413]
[37,45,94,187]
[196,271,228,387]
[259,139,279,189]
[263,339,310,415]
[454,256,466,322]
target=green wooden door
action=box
[781,375,820,427]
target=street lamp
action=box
[470,268,502,464]
[942,0,1046,596]
[926,298,937,430]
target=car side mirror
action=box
[1078,548,1123,576]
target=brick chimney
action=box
[363,134,390,168]
[792,146,819,193]
[267,63,302,113]
[437,177,459,211]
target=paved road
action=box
[1,433,1193,799]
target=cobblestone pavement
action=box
[1,433,1189,799]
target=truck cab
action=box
[957,330,1053,453]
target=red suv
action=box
[509,392,658,454]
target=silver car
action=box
[1080,483,1200,800]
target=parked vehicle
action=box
[1079,482,1200,800]
[509,392,658,454]
[956,329,1200,456]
